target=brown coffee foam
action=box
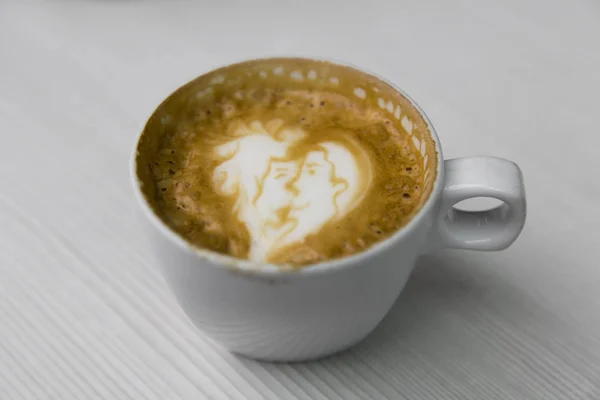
[136,58,438,267]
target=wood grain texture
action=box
[1,1,599,398]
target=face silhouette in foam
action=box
[212,120,370,262]
[279,144,363,252]
[257,161,299,226]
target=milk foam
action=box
[212,119,371,262]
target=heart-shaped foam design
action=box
[212,119,372,262]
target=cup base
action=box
[229,332,371,363]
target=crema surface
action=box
[136,59,437,267]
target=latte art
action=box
[211,119,372,261]
[138,58,437,267]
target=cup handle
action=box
[425,156,526,252]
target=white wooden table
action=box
[1,1,599,399]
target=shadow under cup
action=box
[132,57,442,361]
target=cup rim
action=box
[130,56,445,278]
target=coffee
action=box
[136,58,437,267]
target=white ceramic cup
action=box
[131,58,526,362]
